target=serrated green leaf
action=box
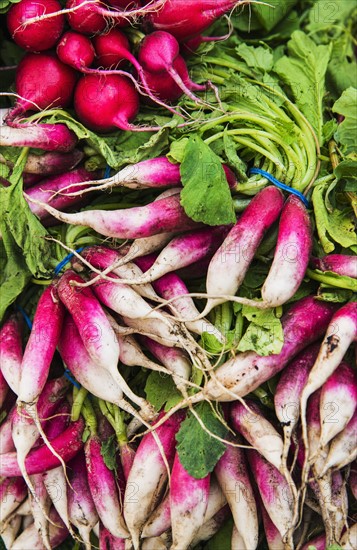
[100,434,117,471]
[144,372,182,412]
[167,138,189,164]
[237,305,284,356]
[333,88,357,154]
[176,402,228,479]
[179,135,236,226]
[236,44,274,73]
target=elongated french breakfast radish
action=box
[319,361,357,447]
[28,472,51,550]
[25,168,100,221]
[0,312,23,394]
[260,502,284,550]
[7,0,64,52]
[311,254,357,278]
[230,400,284,472]
[67,451,99,549]
[0,122,77,152]
[21,149,83,175]
[0,515,21,549]
[0,477,27,525]
[144,0,247,42]
[99,523,126,550]
[301,301,357,454]
[117,333,169,375]
[261,195,312,307]
[25,192,200,239]
[0,417,85,477]
[11,507,68,550]
[170,452,210,550]
[321,410,357,475]
[330,470,349,543]
[200,185,284,317]
[248,450,294,544]
[85,434,129,539]
[140,336,191,389]
[191,505,231,547]
[0,370,9,407]
[202,296,337,401]
[214,436,258,549]
[123,411,184,548]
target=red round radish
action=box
[73,73,139,132]
[57,31,95,70]
[92,28,130,69]
[7,0,64,52]
[13,52,77,117]
[107,0,142,27]
[141,56,189,102]
[139,31,180,73]
[66,0,107,34]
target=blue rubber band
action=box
[63,368,81,389]
[54,247,85,275]
[104,165,111,179]
[16,305,33,330]
[249,168,310,208]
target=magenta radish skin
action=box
[260,503,284,550]
[319,361,357,447]
[145,0,243,42]
[120,442,136,481]
[311,254,357,278]
[58,270,120,373]
[230,400,284,472]
[67,451,99,548]
[18,283,65,404]
[0,312,23,394]
[170,452,210,550]
[214,437,258,549]
[93,27,130,68]
[0,123,77,152]
[261,195,312,307]
[25,168,100,220]
[0,369,9,407]
[11,52,77,118]
[274,342,320,430]
[7,0,64,52]
[85,435,129,539]
[26,192,200,239]
[202,186,284,315]
[123,411,185,547]
[301,301,357,409]
[57,30,95,69]
[0,477,27,524]
[140,336,191,385]
[350,463,357,500]
[22,150,83,175]
[99,524,126,550]
[74,73,139,133]
[248,450,294,540]
[322,411,357,474]
[204,296,337,401]
[0,417,84,477]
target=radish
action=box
[170,452,211,550]
[0,515,22,548]
[28,472,51,550]
[140,336,191,389]
[57,30,95,69]
[99,523,126,550]
[319,361,357,447]
[11,507,68,550]
[200,186,284,317]
[25,168,100,221]
[21,150,83,175]
[321,410,357,475]
[261,195,312,307]
[123,410,184,548]
[0,122,78,152]
[300,301,357,454]
[117,333,171,375]
[191,505,230,546]
[7,0,65,52]
[230,400,284,472]
[260,503,284,550]
[202,296,337,401]
[311,253,357,278]
[0,370,9,407]
[85,434,129,539]
[9,52,77,119]
[0,477,27,525]
[0,312,23,394]
[248,450,294,545]
[26,190,200,239]
[350,462,357,500]
[0,416,84,477]
[330,470,349,543]
[340,523,357,549]
[0,405,16,453]
[93,27,130,68]
[214,436,258,549]
[67,451,99,549]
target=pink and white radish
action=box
[260,502,284,550]
[123,411,184,548]
[140,336,191,390]
[199,185,284,317]
[7,0,65,52]
[0,514,22,548]
[311,254,357,278]
[321,410,357,475]
[261,195,312,307]
[0,121,77,152]
[0,370,9,408]
[319,361,357,448]
[25,192,200,239]
[28,472,52,550]
[11,507,68,550]
[190,505,230,547]
[0,477,27,526]
[214,436,258,549]
[170,451,210,550]
[0,312,23,394]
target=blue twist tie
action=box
[249,168,310,208]
[16,305,33,330]
[54,247,85,275]
[104,165,111,179]
[63,368,81,389]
